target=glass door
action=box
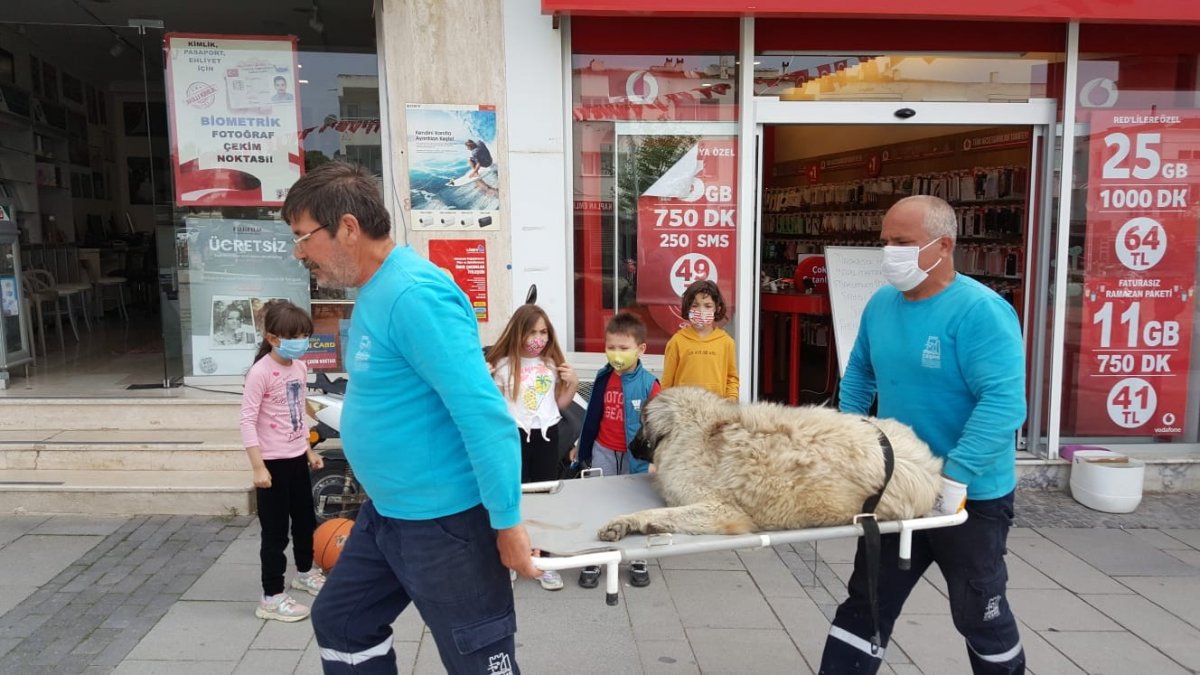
[751,99,1057,451]
[0,17,167,389]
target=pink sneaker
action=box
[291,568,326,596]
[256,593,310,622]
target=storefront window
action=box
[171,21,381,378]
[754,19,1064,103]
[1061,26,1200,447]
[571,54,738,352]
[753,54,1057,103]
[0,3,380,386]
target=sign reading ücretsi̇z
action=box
[1076,111,1199,436]
[165,34,303,207]
[636,137,737,335]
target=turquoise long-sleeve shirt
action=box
[840,274,1026,500]
[342,246,522,529]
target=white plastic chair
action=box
[80,259,128,321]
[21,270,59,355]
[22,269,85,349]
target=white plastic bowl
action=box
[1069,451,1145,514]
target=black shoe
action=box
[578,566,600,589]
[630,561,650,587]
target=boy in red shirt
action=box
[573,312,661,588]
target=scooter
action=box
[307,372,364,523]
[305,285,587,521]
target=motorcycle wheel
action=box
[311,463,362,523]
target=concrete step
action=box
[0,469,253,516]
[1017,452,1200,492]
[0,397,240,431]
[0,429,247,472]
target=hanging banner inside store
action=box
[406,104,501,231]
[299,117,381,141]
[181,218,311,376]
[635,137,737,334]
[1076,111,1199,436]
[165,34,302,207]
[428,239,489,322]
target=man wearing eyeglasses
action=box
[285,161,537,675]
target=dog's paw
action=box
[597,518,632,541]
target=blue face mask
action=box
[276,337,309,360]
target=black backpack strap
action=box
[854,424,895,657]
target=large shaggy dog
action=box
[597,387,943,541]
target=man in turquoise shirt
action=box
[284,162,537,675]
[820,195,1027,675]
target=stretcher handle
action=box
[531,551,623,605]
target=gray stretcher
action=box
[522,473,968,605]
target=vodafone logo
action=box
[626,70,659,105]
[679,178,706,202]
[1080,77,1119,108]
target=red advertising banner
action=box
[636,137,737,334]
[1076,111,1199,436]
[428,239,489,322]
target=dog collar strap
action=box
[860,429,896,515]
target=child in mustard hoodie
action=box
[662,279,739,400]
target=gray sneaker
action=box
[578,566,601,589]
[630,560,651,587]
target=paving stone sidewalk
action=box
[1014,489,1200,529]
[0,514,251,674]
[1,490,1197,674]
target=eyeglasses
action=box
[292,223,330,248]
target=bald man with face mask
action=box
[820,195,1027,675]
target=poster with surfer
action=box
[405,103,501,230]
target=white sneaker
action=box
[291,568,326,596]
[538,570,564,591]
[256,593,311,622]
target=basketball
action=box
[314,517,354,571]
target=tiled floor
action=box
[2,312,241,401]
[2,312,167,396]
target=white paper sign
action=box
[824,246,886,377]
[166,34,302,207]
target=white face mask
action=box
[881,238,942,292]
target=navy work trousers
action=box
[312,501,519,674]
[819,492,1025,674]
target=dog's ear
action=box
[642,393,674,435]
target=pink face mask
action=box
[524,336,548,355]
[689,309,715,329]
